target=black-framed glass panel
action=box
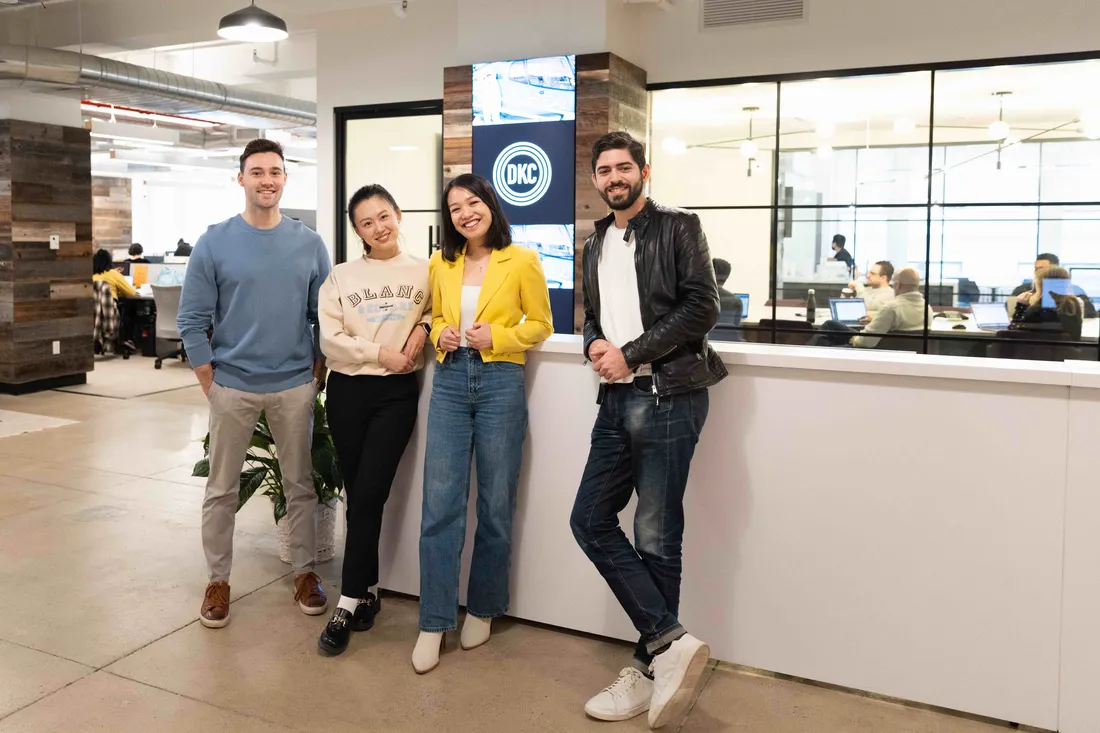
[334,100,443,264]
[777,71,933,208]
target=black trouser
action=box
[326,371,420,598]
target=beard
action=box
[599,179,644,211]
[251,189,281,209]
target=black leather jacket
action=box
[582,198,728,396]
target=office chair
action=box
[873,332,924,353]
[988,330,1084,362]
[151,285,186,369]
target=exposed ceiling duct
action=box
[0,43,316,127]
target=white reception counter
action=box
[376,335,1100,732]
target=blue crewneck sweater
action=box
[178,214,332,393]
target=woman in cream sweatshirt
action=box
[316,184,431,657]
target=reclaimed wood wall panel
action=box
[0,120,93,388]
[92,176,132,248]
[443,65,473,184]
[572,53,648,332]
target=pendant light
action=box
[218,2,289,43]
[988,91,1012,141]
[741,106,759,177]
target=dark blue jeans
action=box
[418,348,527,632]
[570,382,709,670]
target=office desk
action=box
[743,306,1100,341]
[117,295,157,357]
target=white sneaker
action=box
[648,634,710,729]
[584,667,653,722]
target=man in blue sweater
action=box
[178,138,332,629]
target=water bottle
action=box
[806,289,817,324]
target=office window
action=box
[651,56,1100,361]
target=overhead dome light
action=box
[662,137,687,155]
[218,2,288,43]
[740,140,759,159]
[987,120,1010,141]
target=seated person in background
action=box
[848,260,896,314]
[1011,266,1084,341]
[174,238,193,257]
[853,269,932,348]
[828,234,854,272]
[1012,253,1096,316]
[712,258,743,327]
[93,248,137,300]
[127,243,150,263]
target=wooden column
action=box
[574,53,647,333]
[440,53,647,334]
[92,176,132,249]
[0,120,93,393]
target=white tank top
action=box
[459,285,481,347]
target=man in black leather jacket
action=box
[570,131,726,729]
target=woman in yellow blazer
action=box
[412,173,552,674]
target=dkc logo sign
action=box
[491,141,552,207]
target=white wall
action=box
[613,0,1100,84]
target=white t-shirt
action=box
[597,225,650,383]
[459,285,480,347]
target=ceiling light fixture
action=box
[741,106,759,177]
[218,1,289,43]
[81,103,218,129]
[893,118,916,135]
[987,91,1012,142]
[816,144,833,159]
[662,137,687,155]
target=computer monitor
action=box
[829,298,866,324]
[734,293,749,320]
[970,302,1010,330]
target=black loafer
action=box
[318,609,352,656]
[351,593,381,632]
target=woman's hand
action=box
[438,326,461,353]
[465,322,493,351]
[403,326,427,362]
[379,346,414,373]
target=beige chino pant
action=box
[202,381,318,581]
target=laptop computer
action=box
[734,293,749,320]
[829,298,866,325]
[970,302,1011,331]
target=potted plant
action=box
[193,396,344,564]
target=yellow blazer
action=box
[429,244,553,364]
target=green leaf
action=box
[192,458,210,478]
[236,466,269,511]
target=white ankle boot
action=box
[460,614,492,650]
[412,631,444,674]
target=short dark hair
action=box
[128,243,143,257]
[440,174,511,263]
[832,234,846,248]
[93,248,113,275]
[712,258,731,285]
[348,184,401,254]
[591,131,646,173]
[239,138,285,172]
[1036,252,1060,265]
[875,260,894,282]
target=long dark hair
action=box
[93,249,113,275]
[439,173,511,263]
[347,184,401,255]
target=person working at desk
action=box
[1011,266,1084,341]
[174,238,193,257]
[93,249,136,299]
[127,243,150,263]
[848,260,896,314]
[811,268,931,348]
[1011,253,1096,318]
[712,258,743,327]
[828,234,854,272]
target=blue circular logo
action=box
[492,142,552,207]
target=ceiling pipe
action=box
[0,0,77,13]
[0,43,316,126]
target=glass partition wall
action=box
[649,56,1100,361]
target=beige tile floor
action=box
[0,373,1016,732]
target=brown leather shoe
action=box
[294,572,328,616]
[200,581,230,629]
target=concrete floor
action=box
[0,376,1014,732]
